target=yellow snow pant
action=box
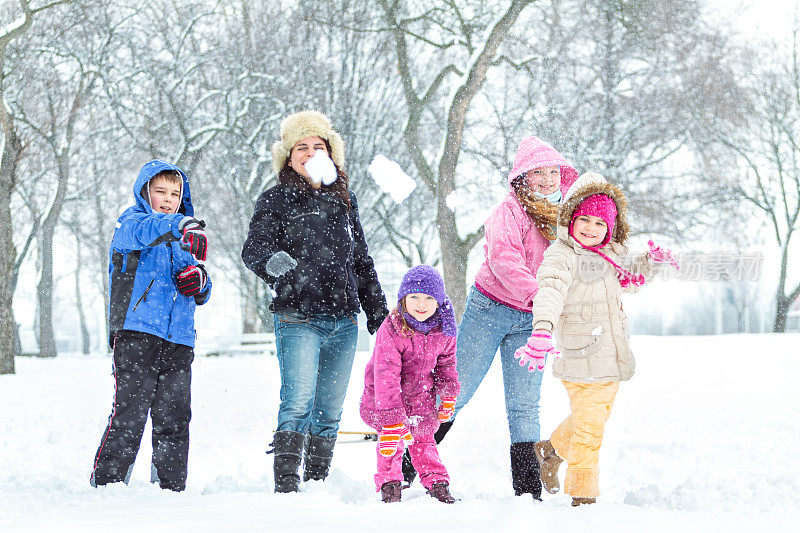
[549,381,619,498]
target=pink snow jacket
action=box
[360,311,460,437]
[474,137,578,311]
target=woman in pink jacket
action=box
[402,136,578,500]
[360,265,460,504]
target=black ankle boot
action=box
[510,441,542,501]
[272,430,305,493]
[402,420,454,486]
[303,434,336,482]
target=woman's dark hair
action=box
[279,139,351,210]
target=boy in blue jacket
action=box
[90,160,211,491]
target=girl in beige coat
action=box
[514,171,678,506]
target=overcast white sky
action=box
[706,0,799,43]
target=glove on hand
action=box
[437,396,456,422]
[265,250,297,278]
[367,309,389,335]
[176,265,208,297]
[178,217,207,261]
[648,239,679,271]
[514,331,560,372]
[378,423,414,457]
[618,270,646,288]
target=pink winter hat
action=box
[570,194,617,247]
[507,136,575,185]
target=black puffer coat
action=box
[242,179,388,333]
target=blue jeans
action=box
[273,312,359,439]
[453,286,544,444]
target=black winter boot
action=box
[303,434,336,482]
[402,420,454,487]
[272,430,305,493]
[510,441,542,501]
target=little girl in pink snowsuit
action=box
[360,265,460,504]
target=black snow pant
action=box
[91,330,194,491]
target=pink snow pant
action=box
[374,432,449,491]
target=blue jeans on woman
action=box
[273,312,359,439]
[452,286,544,444]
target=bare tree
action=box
[10,2,114,356]
[702,30,800,331]
[376,0,536,316]
[0,0,71,372]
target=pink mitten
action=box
[648,240,679,271]
[378,423,414,457]
[514,331,560,372]
[618,270,645,288]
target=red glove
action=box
[176,265,208,296]
[378,423,414,457]
[514,331,560,372]
[648,240,679,271]
[179,217,207,261]
[437,396,456,422]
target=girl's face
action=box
[289,135,328,187]
[525,165,561,195]
[572,215,608,247]
[404,293,438,321]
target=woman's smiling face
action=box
[289,136,328,186]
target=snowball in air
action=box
[368,155,416,204]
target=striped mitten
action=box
[379,423,414,457]
[437,397,456,422]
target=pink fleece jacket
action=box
[360,312,460,437]
[474,137,578,311]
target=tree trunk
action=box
[437,194,469,321]
[0,110,22,373]
[36,223,57,357]
[74,238,90,354]
[773,295,788,333]
[36,155,70,358]
[241,274,260,334]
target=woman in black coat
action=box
[242,110,388,493]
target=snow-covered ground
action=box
[2,334,799,532]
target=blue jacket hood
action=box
[133,160,194,217]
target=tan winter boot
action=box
[533,440,563,494]
[571,497,596,507]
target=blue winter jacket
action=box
[107,160,211,348]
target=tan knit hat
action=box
[271,110,346,173]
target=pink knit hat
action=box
[570,194,617,247]
[507,136,578,186]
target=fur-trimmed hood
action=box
[558,171,630,245]
[271,110,345,173]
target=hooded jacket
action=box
[473,137,578,311]
[530,173,654,383]
[108,160,211,348]
[241,177,388,332]
[359,311,460,437]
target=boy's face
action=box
[404,293,438,322]
[572,214,608,247]
[148,176,181,214]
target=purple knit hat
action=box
[397,265,457,337]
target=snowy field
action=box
[2,334,799,532]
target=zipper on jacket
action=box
[132,279,155,312]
